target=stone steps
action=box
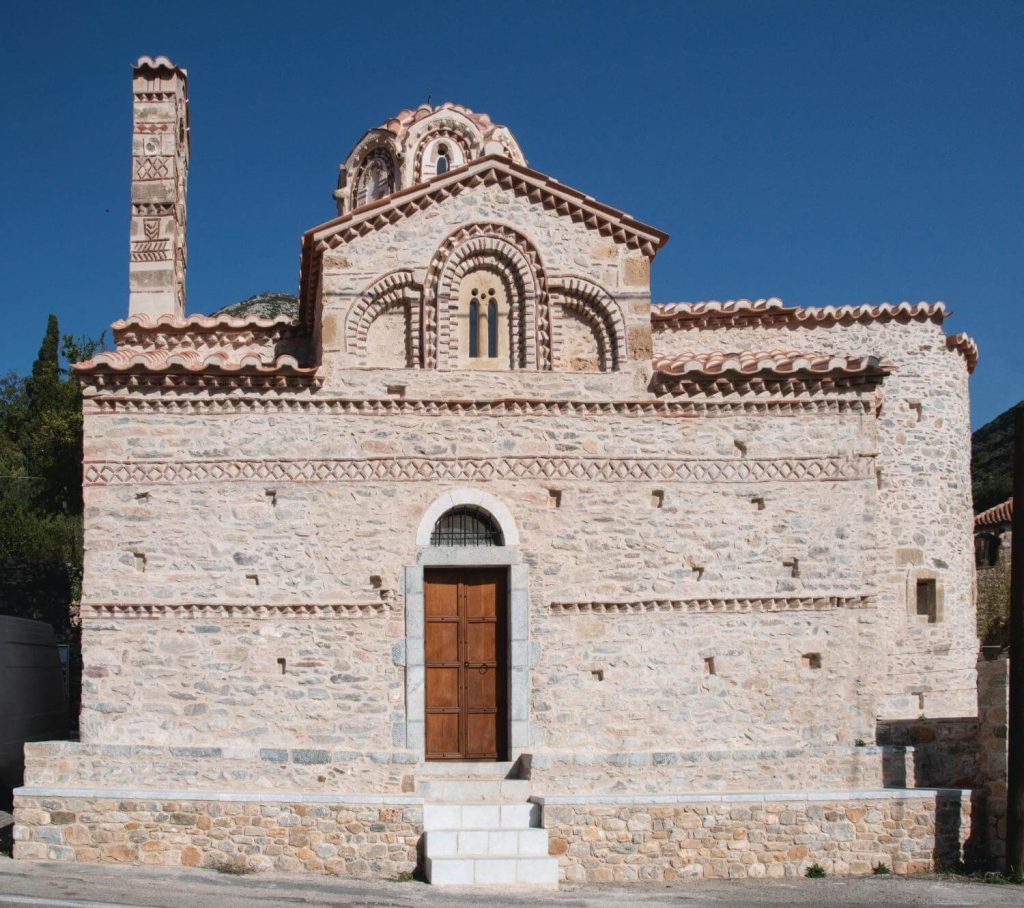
[416,760,517,778]
[421,787,556,887]
[417,778,531,802]
[425,854,559,886]
[423,801,539,831]
[425,827,549,857]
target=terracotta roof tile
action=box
[73,348,314,375]
[947,333,979,373]
[652,300,949,325]
[111,313,297,331]
[653,299,787,319]
[976,498,1013,527]
[380,102,495,138]
[652,351,888,377]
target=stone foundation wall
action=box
[977,651,1008,866]
[13,791,420,876]
[537,791,972,882]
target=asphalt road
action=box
[0,859,1021,908]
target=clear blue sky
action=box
[1,0,1020,427]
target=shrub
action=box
[805,863,827,878]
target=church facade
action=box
[14,57,981,886]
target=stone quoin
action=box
[13,57,980,888]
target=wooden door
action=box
[424,568,507,761]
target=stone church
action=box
[14,56,981,886]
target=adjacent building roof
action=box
[976,497,1013,527]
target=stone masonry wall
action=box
[977,651,1008,866]
[13,794,419,876]
[539,792,972,882]
[976,528,1011,641]
[78,402,884,777]
[655,316,977,720]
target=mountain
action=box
[972,402,1022,512]
[211,291,299,320]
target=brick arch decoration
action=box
[425,224,551,371]
[345,269,423,367]
[411,124,478,181]
[349,143,399,211]
[549,276,628,372]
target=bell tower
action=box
[128,56,189,320]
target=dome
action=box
[333,103,525,215]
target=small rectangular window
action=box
[916,579,938,623]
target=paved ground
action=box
[0,859,1020,908]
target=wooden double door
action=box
[424,568,508,761]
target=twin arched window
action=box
[468,287,498,359]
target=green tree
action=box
[0,315,103,631]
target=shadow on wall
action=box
[877,716,990,871]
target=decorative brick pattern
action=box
[83,454,875,487]
[549,595,873,614]
[80,601,391,619]
[83,396,876,416]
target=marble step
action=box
[425,855,559,887]
[417,778,531,802]
[423,802,540,831]
[424,827,549,858]
[417,761,517,779]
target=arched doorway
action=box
[404,490,529,763]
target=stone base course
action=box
[534,790,972,882]
[14,787,971,883]
[24,742,417,794]
[14,794,420,877]
[523,747,915,794]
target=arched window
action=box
[430,506,504,546]
[468,295,480,358]
[487,294,498,358]
[435,144,450,175]
[355,151,394,208]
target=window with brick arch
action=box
[355,152,394,208]
[458,271,508,369]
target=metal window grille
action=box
[430,506,504,546]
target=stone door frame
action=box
[404,489,530,762]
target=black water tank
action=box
[0,617,68,796]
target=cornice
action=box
[83,395,875,417]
